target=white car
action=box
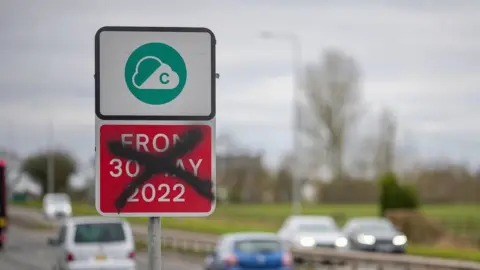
[48,216,136,270]
[278,215,349,249]
[43,193,72,220]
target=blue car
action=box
[203,232,293,270]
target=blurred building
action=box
[217,152,269,203]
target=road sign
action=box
[97,124,213,216]
[95,26,215,121]
[95,26,216,217]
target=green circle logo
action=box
[124,42,187,105]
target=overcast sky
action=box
[1,0,480,173]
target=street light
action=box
[260,30,303,215]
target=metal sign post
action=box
[148,217,161,270]
[94,26,216,270]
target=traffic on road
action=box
[1,195,477,270]
[1,224,418,270]
[1,204,426,270]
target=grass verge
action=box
[407,245,480,262]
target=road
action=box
[3,206,445,270]
[0,225,426,270]
[0,226,203,270]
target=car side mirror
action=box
[47,238,58,246]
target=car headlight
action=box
[46,206,55,213]
[393,235,407,245]
[64,205,72,213]
[357,234,376,245]
[299,237,315,247]
[335,237,348,247]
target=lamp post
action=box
[260,31,303,215]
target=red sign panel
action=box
[97,124,214,216]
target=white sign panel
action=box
[95,26,215,121]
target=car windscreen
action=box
[46,197,70,204]
[297,223,337,232]
[48,199,70,205]
[355,222,395,233]
[234,239,283,253]
[74,223,126,244]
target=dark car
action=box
[342,217,407,253]
[203,232,293,270]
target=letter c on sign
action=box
[160,73,170,84]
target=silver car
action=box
[43,193,72,220]
[278,216,349,250]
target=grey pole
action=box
[46,119,55,194]
[147,217,161,270]
[260,31,303,215]
[290,35,303,216]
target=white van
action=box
[42,193,72,220]
[48,216,136,270]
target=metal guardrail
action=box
[157,234,480,270]
[8,207,480,270]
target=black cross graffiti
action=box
[108,127,215,213]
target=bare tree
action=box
[374,108,397,178]
[273,153,295,202]
[349,135,378,179]
[348,108,399,180]
[216,134,268,203]
[300,49,363,181]
[216,133,239,202]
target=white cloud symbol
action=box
[132,56,180,90]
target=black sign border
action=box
[95,26,216,121]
